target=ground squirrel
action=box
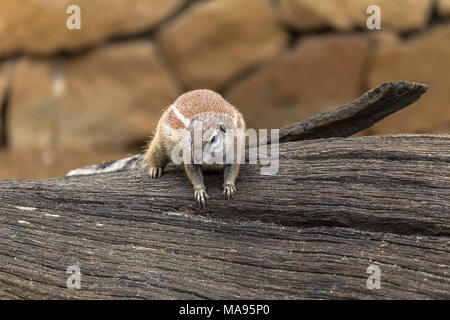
[145,89,245,208]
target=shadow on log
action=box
[0,82,449,299]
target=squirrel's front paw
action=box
[223,183,236,200]
[148,167,163,179]
[194,187,209,208]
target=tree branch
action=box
[277,81,428,143]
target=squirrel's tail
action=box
[67,154,145,176]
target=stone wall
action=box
[0,0,449,152]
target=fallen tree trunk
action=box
[0,82,448,299]
[0,134,448,299]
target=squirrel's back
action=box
[162,89,244,130]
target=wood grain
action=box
[277,81,428,142]
[0,135,448,299]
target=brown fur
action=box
[145,89,246,207]
[165,89,244,130]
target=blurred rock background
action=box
[0,0,449,179]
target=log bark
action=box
[0,134,449,299]
[277,81,428,142]
[0,81,448,299]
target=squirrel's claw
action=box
[223,184,236,200]
[194,188,209,208]
[148,167,163,179]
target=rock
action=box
[0,0,183,55]
[0,61,14,110]
[226,35,369,130]
[0,61,15,146]
[367,25,450,134]
[0,64,10,105]
[9,41,180,151]
[9,58,56,150]
[273,0,433,32]
[424,122,450,134]
[438,0,450,16]
[157,0,288,90]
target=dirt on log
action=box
[0,82,449,299]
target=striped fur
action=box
[67,90,245,178]
[146,89,245,170]
[165,89,243,130]
[67,154,144,176]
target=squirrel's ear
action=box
[220,124,226,133]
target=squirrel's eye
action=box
[210,136,216,143]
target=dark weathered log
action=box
[278,81,428,143]
[0,135,448,299]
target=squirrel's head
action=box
[187,115,233,165]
